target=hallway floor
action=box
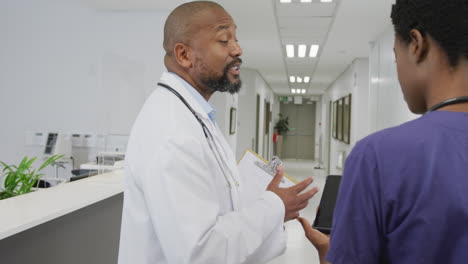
[267,159,327,264]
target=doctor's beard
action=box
[201,59,242,94]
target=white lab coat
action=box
[118,72,286,264]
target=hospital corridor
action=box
[2,0,468,263]
[267,160,326,264]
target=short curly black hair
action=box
[391,0,468,66]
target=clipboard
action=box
[238,150,298,191]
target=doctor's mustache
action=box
[226,58,243,70]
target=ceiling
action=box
[85,0,395,96]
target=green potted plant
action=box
[274,113,290,136]
[0,155,63,200]
[274,114,290,158]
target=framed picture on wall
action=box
[337,98,344,141]
[332,101,337,139]
[343,94,352,144]
[229,107,237,135]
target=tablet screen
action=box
[313,175,342,234]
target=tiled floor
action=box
[267,159,327,264]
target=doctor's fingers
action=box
[297,187,319,203]
[285,211,301,222]
[294,191,318,210]
[296,200,309,211]
[291,177,314,194]
[269,166,285,188]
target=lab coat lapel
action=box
[212,124,240,185]
[160,71,241,209]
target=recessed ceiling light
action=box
[291,89,296,94]
[309,44,319,57]
[298,44,307,58]
[280,0,292,3]
[301,0,312,3]
[297,77,303,83]
[290,76,296,83]
[302,89,306,94]
[304,76,310,83]
[321,0,333,2]
[286,44,295,58]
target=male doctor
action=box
[118,1,318,264]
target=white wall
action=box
[235,69,257,159]
[321,58,370,175]
[313,96,323,162]
[369,26,419,133]
[322,26,421,176]
[0,0,169,175]
[236,68,276,160]
[210,92,239,153]
[0,0,252,176]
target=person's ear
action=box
[173,43,193,68]
[409,29,428,64]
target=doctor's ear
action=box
[173,43,193,68]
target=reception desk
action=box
[0,170,124,264]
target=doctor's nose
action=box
[230,42,243,58]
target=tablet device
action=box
[313,175,342,234]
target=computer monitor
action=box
[44,133,58,155]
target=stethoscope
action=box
[157,83,240,205]
[427,96,468,113]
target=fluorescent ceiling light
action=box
[304,76,310,83]
[298,44,307,58]
[290,76,296,83]
[321,0,332,2]
[302,89,306,94]
[301,0,313,3]
[291,89,296,94]
[280,0,292,3]
[286,44,295,58]
[309,44,319,57]
[297,77,303,83]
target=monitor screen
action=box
[44,133,58,155]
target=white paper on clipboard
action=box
[238,150,298,203]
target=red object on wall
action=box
[273,132,278,143]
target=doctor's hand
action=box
[267,166,319,222]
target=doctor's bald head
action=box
[163,1,243,97]
[163,1,225,55]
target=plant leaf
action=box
[0,155,61,198]
[38,155,63,171]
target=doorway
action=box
[327,101,333,175]
[263,100,271,160]
[255,95,260,153]
[280,102,316,160]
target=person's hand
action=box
[267,166,318,222]
[297,216,330,262]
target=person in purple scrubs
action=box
[298,0,468,263]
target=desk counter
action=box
[0,170,123,240]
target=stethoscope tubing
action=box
[427,96,468,113]
[157,83,239,190]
